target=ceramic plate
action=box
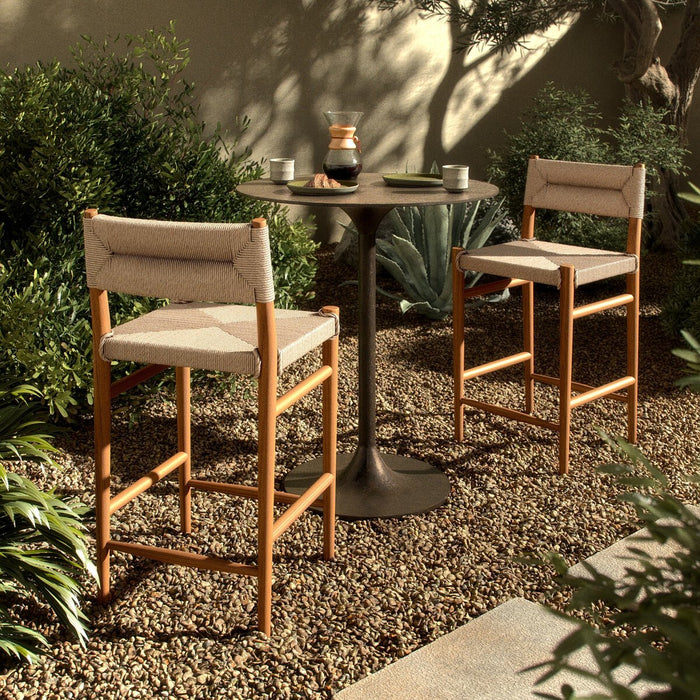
[286,179,359,195]
[382,173,443,187]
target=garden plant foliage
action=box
[0,381,95,664]
[488,83,687,250]
[533,344,700,700]
[0,26,317,418]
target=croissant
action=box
[305,173,342,188]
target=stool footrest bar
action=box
[463,352,532,381]
[107,540,258,576]
[110,452,188,515]
[276,365,333,416]
[572,293,634,319]
[532,374,630,402]
[570,376,635,408]
[188,479,324,508]
[462,398,559,431]
[272,473,334,542]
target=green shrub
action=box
[488,83,687,250]
[533,437,700,699]
[662,186,700,341]
[0,380,95,664]
[532,347,700,699]
[0,26,317,418]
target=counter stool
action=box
[83,210,339,634]
[452,157,645,473]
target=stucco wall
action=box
[1,0,697,240]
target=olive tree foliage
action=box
[374,0,700,249]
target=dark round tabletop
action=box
[236,172,499,209]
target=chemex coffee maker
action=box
[322,110,363,181]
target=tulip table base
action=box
[284,449,451,520]
[237,174,498,520]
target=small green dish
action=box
[382,173,443,187]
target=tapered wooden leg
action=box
[321,307,339,561]
[176,367,192,534]
[452,249,466,441]
[90,288,113,604]
[257,366,276,636]
[559,266,575,475]
[626,270,640,443]
[523,281,535,414]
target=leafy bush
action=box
[673,331,700,392]
[533,438,700,699]
[488,83,688,250]
[0,26,317,418]
[0,380,96,664]
[532,347,700,699]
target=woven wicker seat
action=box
[83,211,339,634]
[452,157,645,474]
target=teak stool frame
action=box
[84,211,339,634]
[452,157,645,474]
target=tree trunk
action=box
[610,0,700,249]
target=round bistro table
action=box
[237,172,499,519]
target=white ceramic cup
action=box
[442,164,469,192]
[270,158,295,184]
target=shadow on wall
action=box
[1,1,696,242]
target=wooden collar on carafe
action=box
[328,125,357,149]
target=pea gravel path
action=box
[2,249,698,699]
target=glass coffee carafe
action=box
[322,110,363,181]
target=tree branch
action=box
[607,0,662,82]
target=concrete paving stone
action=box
[335,597,663,699]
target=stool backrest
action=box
[83,212,274,304]
[524,158,646,220]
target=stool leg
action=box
[176,367,191,534]
[626,270,640,443]
[452,250,466,441]
[322,322,339,561]
[523,281,535,413]
[93,352,112,603]
[559,266,575,475]
[257,366,276,636]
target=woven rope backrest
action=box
[83,214,274,304]
[524,158,645,220]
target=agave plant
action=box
[0,380,96,663]
[375,199,507,319]
[336,197,508,320]
[678,181,700,206]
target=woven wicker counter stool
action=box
[452,156,645,474]
[83,210,339,634]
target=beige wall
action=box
[1,0,697,240]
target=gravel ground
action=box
[2,248,699,699]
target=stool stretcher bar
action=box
[462,351,532,381]
[189,478,322,507]
[532,374,630,403]
[462,398,559,431]
[272,473,334,542]
[109,451,188,515]
[275,365,333,417]
[463,277,529,299]
[110,364,168,399]
[572,293,634,320]
[570,376,635,409]
[107,540,258,577]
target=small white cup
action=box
[442,164,469,192]
[270,158,295,184]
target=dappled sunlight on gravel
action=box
[2,250,698,699]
